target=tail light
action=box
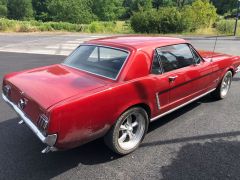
[3,85,11,97]
[37,114,49,134]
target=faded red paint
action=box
[3,36,240,149]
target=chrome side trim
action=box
[2,93,57,147]
[150,88,216,122]
[155,93,161,110]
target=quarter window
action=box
[151,51,162,74]
[190,45,202,64]
[156,44,194,73]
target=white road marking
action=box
[0,34,107,55]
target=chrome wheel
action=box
[220,72,232,98]
[104,107,148,155]
[117,112,145,151]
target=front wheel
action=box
[104,107,149,155]
[212,71,232,100]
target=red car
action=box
[2,36,240,155]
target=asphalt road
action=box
[0,33,239,56]
[0,35,240,180]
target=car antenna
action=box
[211,34,218,62]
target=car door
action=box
[188,45,215,94]
[151,51,171,115]
[155,44,213,111]
[150,44,195,115]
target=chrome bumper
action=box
[236,65,240,73]
[2,93,57,147]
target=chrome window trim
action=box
[62,44,131,81]
[155,43,196,74]
[188,44,204,64]
[150,88,216,122]
[2,93,57,147]
[151,50,164,75]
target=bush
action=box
[130,0,218,34]
[0,18,131,33]
[182,0,217,31]
[131,7,185,33]
[158,7,184,33]
[18,22,38,32]
[86,21,131,33]
[46,0,96,24]
[0,18,16,31]
[216,19,240,35]
[130,10,159,33]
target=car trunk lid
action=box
[6,64,108,111]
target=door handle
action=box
[169,75,178,82]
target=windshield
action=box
[63,45,129,80]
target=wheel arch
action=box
[121,103,152,121]
[227,67,235,76]
[220,67,235,81]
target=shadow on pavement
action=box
[160,140,240,179]
[148,94,215,133]
[233,77,240,81]
[0,117,120,180]
[0,81,238,179]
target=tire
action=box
[104,107,149,155]
[212,71,232,100]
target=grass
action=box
[0,18,133,33]
[0,18,239,36]
[187,28,218,36]
[215,19,240,35]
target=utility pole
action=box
[234,0,240,36]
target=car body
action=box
[2,36,240,154]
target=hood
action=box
[6,64,108,109]
[198,50,232,62]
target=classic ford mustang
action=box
[2,36,240,155]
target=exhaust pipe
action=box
[18,120,24,124]
[41,146,58,154]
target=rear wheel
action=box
[104,107,148,155]
[212,71,232,99]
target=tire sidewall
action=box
[220,71,232,99]
[112,107,149,155]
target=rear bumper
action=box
[2,93,57,147]
[236,65,240,73]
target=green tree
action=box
[123,0,152,18]
[210,0,237,15]
[32,0,49,21]
[131,7,185,33]
[152,0,173,9]
[172,0,195,7]
[7,0,33,20]
[0,0,7,18]
[182,0,217,30]
[92,0,125,21]
[134,0,153,11]
[130,9,159,33]
[131,0,217,33]
[47,0,96,24]
[159,7,184,33]
[123,0,135,18]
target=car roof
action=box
[86,36,187,50]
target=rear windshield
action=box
[63,45,129,80]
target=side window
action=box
[151,51,162,74]
[189,45,202,64]
[156,44,194,73]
